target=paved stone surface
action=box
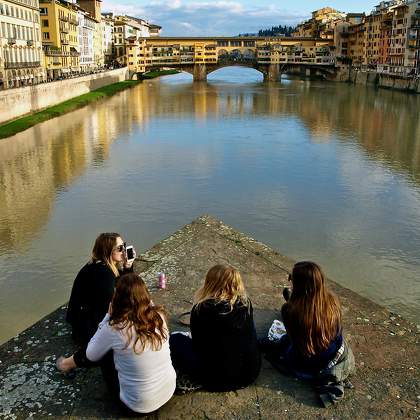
[0,215,419,419]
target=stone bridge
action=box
[127,37,337,82]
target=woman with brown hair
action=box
[170,264,261,391]
[261,261,355,406]
[60,273,176,414]
[58,233,135,372]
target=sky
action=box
[102,0,381,36]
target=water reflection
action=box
[0,70,420,343]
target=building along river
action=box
[0,67,420,344]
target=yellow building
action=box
[0,0,46,89]
[292,7,346,39]
[39,0,80,79]
[347,22,366,67]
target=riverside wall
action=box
[0,68,129,124]
[334,66,420,93]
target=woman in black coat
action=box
[57,232,134,371]
[170,265,261,391]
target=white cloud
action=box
[101,0,307,36]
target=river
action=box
[0,67,419,344]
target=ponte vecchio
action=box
[127,37,336,81]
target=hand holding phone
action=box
[125,245,135,262]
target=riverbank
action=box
[0,215,418,419]
[334,66,420,93]
[0,80,140,139]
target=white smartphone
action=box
[125,245,135,262]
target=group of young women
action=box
[57,232,354,415]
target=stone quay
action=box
[0,216,418,419]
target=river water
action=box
[0,68,420,344]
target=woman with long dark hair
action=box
[261,261,355,406]
[60,273,176,414]
[170,264,261,391]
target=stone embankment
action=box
[0,216,419,419]
[0,68,129,124]
[334,65,420,93]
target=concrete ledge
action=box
[0,216,419,419]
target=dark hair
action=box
[91,232,121,276]
[282,261,342,356]
[109,273,167,352]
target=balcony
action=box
[4,61,41,69]
[27,40,34,46]
[8,38,17,45]
[44,48,62,57]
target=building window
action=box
[40,7,47,15]
[42,19,49,27]
[43,32,50,39]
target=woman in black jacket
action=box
[170,265,261,391]
[57,232,134,372]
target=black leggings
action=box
[169,333,201,379]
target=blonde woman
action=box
[170,264,261,391]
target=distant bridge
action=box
[127,37,336,82]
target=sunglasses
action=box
[114,243,126,252]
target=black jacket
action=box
[190,299,261,390]
[66,261,117,345]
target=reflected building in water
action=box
[126,78,420,180]
[0,97,128,250]
[2,77,420,251]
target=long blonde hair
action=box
[194,264,248,311]
[91,232,121,277]
[283,261,342,357]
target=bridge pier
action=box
[263,64,280,82]
[193,64,207,82]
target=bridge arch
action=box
[206,63,265,78]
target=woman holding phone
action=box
[57,232,136,372]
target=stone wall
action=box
[342,69,420,93]
[0,68,129,124]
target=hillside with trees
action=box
[239,25,295,37]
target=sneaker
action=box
[175,372,202,395]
